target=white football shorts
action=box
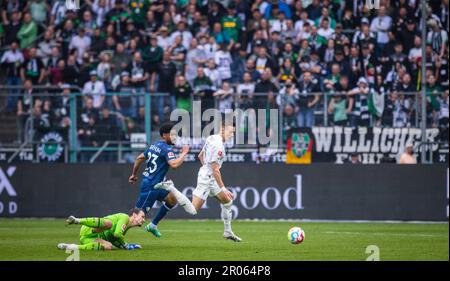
[192,172,223,201]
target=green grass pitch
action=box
[0,219,448,261]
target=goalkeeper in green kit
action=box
[57,208,145,251]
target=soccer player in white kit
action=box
[155,121,242,242]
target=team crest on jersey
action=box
[218,151,223,157]
[168,152,175,158]
[121,224,126,233]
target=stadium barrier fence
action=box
[0,89,447,163]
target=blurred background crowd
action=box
[0,0,448,149]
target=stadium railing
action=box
[0,87,447,163]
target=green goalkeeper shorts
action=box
[79,226,106,245]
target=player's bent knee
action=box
[192,196,204,211]
[104,220,113,229]
[103,242,113,250]
[221,200,233,208]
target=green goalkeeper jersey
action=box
[102,213,130,244]
[80,213,130,248]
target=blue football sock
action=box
[152,203,174,226]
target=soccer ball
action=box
[288,227,305,244]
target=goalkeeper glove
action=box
[122,243,142,250]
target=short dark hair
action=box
[159,122,175,137]
[128,208,143,216]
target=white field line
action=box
[323,231,447,237]
[1,218,449,224]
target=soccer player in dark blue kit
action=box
[128,122,197,237]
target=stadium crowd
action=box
[0,0,448,146]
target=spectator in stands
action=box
[426,74,443,127]
[53,84,72,128]
[16,79,37,141]
[296,71,320,128]
[282,103,298,142]
[173,75,193,112]
[78,115,98,162]
[95,107,120,162]
[277,78,299,108]
[41,99,56,129]
[244,58,260,82]
[408,35,423,66]
[46,47,61,70]
[213,81,234,114]
[323,63,341,90]
[37,29,58,66]
[27,0,49,25]
[215,43,233,83]
[113,71,137,119]
[278,57,296,87]
[64,55,81,86]
[17,12,37,50]
[221,3,243,43]
[389,42,410,74]
[144,35,163,74]
[347,77,371,127]
[96,52,113,86]
[317,17,335,41]
[370,6,392,56]
[193,66,214,110]
[48,58,66,86]
[152,51,177,121]
[235,72,254,110]
[79,95,98,128]
[2,10,22,46]
[392,91,412,127]
[69,27,92,65]
[1,40,24,112]
[320,38,336,65]
[112,43,131,75]
[427,18,448,59]
[438,90,449,141]
[254,46,278,76]
[82,70,106,109]
[128,51,149,108]
[328,92,350,127]
[20,47,46,85]
[230,47,247,84]
[185,38,208,84]
[168,34,187,72]
[30,100,49,141]
[398,142,417,164]
[255,67,278,109]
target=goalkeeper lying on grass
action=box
[57,208,145,251]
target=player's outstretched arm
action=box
[168,145,189,169]
[129,153,146,184]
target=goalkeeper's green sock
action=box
[79,218,107,229]
[77,243,105,251]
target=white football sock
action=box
[221,201,233,233]
[168,185,197,215]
